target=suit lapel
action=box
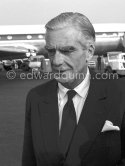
[38,80,60,156]
[65,74,110,165]
[37,73,112,165]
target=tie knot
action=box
[67,90,76,101]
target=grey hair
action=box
[45,12,95,41]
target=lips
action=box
[52,68,66,72]
[53,69,70,73]
[59,70,66,73]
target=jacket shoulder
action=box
[27,79,57,100]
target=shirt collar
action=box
[58,82,68,101]
[58,67,90,99]
[74,68,90,98]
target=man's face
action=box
[45,26,94,88]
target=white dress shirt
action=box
[58,68,90,130]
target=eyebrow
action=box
[45,45,76,50]
[60,46,76,50]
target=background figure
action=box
[22,12,125,166]
[97,55,101,71]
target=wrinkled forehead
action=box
[45,26,88,47]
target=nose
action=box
[52,50,64,66]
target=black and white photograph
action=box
[0,0,125,166]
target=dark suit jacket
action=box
[22,72,125,166]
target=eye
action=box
[60,47,76,54]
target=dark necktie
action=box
[59,90,77,156]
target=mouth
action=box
[59,70,67,73]
[52,68,69,73]
[54,70,72,75]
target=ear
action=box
[86,42,95,61]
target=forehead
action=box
[45,27,87,47]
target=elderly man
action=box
[22,12,125,166]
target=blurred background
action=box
[0,0,125,25]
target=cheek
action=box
[73,56,86,70]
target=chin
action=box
[55,77,70,83]
[56,77,75,86]
[54,71,75,83]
